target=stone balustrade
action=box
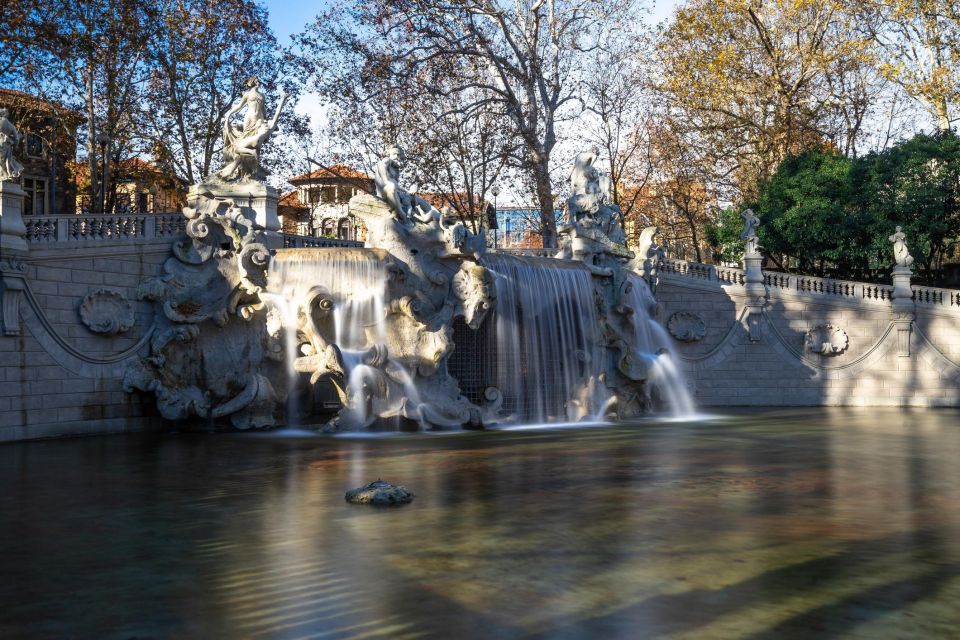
[661,257,960,310]
[23,213,187,244]
[282,234,364,249]
[20,214,367,251]
[493,247,558,258]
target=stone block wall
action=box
[657,262,960,407]
[0,240,171,441]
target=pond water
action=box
[2,408,960,639]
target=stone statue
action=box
[567,146,602,223]
[215,77,288,183]
[0,108,24,181]
[630,225,663,283]
[740,208,760,255]
[374,145,410,220]
[889,226,914,268]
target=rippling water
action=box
[2,408,960,638]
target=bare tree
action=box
[295,0,640,247]
[857,0,960,132]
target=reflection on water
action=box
[2,408,960,638]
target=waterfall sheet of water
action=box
[624,274,697,418]
[481,256,697,423]
[483,254,604,423]
[267,250,392,424]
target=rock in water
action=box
[345,479,414,506]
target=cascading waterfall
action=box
[264,248,694,428]
[482,253,604,423]
[267,249,391,423]
[624,274,696,417]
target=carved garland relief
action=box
[667,311,707,342]
[79,289,135,335]
[804,324,849,356]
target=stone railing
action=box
[24,213,187,245]
[660,258,960,310]
[911,284,960,308]
[493,247,558,258]
[282,234,364,249]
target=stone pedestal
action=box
[891,265,914,357]
[0,180,28,336]
[189,182,282,248]
[0,180,28,254]
[742,252,767,342]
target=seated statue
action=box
[374,145,415,221]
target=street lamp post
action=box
[490,185,500,249]
[95,132,110,214]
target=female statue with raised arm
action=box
[216,77,288,182]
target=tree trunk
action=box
[532,156,557,248]
[86,64,98,213]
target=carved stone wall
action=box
[0,241,172,441]
[658,264,960,407]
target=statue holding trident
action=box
[216,77,288,183]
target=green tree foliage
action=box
[855,131,960,273]
[741,132,960,277]
[754,150,871,274]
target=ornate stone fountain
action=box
[125,85,684,430]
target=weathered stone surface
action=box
[345,479,414,506]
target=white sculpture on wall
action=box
[373,145,414,220]
[889,226,914,268]
[804,324,849,356]
[0,108,24,181]
[215,77,288,183]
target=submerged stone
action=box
[345,479,414,506]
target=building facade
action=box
[0,88,84,216]
[283,164,374,241]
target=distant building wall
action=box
[657,259,960,407]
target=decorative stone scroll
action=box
[123,186,282,429]
[667,311,707,342]
[804,324,849,356]
[79,289,135,335]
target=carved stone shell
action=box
[804,324,849,355]
[667,311,706,342]
[79,289,135,335]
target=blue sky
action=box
[262,0,681,44]
[263,0,682,125]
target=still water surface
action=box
[2,408,960,639]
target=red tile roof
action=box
[288,163,373,184]
[0,88,85,123]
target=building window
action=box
[22,177,47,215]
[25,133,44,159]
[136,192,148,213]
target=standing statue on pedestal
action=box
[215,77,288,183]
[0,108,24,181]
[889,226,914,268]
[740,208,760,255]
